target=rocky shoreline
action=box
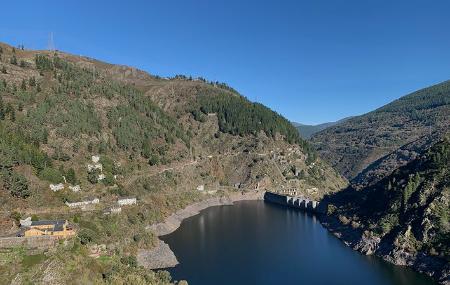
[319,215,450,285]
[138,190,264,270]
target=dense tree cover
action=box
[377,80,450,114]
[0,122,54,198]
[325,136,450,259]
[195,92,315,154]
[108,85,189,164]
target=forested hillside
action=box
[0,42,345,284]
[323,136,449,283]
[311,80,450,186]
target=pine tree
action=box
[0,96,4,120]
[29,77,36,87]
[20,79,26,91]
[10,55,17,65]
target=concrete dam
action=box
[263,191,325,214]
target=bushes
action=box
[4,171,30,198]
[39,167,63,183]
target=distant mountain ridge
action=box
[311,80,450,186]
[293,117,352,139]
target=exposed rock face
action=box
[137,240,179,270]
[320,215,450,285]
[353,232,380,255]
[318,137,450,284]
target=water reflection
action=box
[162,201,436,285]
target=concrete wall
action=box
[264,192,324,214]
[0,236,59,249]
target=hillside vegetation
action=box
[311,80,450,186]
[0,42,345,284]
[323,137,449,283]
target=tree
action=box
[8,172,30,198]
[87,169,99,184]
[0,96,4,120]
[1,66,6,74]
[66,168,77,185]
[29,77,36,87]
[21,79,26,91]
[10,55,17,65]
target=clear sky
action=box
[1,1,449,124]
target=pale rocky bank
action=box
[138,190,264,270]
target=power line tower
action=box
[48,32,55,51]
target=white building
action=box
[87,163,103,172]
[117,197,137,206]
[98,174,106,181]
[69,185,81,192]
[20,217,32,227]
[91,155,100,163]
[65,198,99,208]
[196,185,205,191]
[50,183,64,192]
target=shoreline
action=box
[319,215,449,285]
[138,190,264,270]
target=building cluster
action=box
[87,155,106,182]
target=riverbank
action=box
[319,215,449,285]
[138,190,264,269]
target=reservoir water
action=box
[161,200,436,285]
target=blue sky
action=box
[1,1,450,124]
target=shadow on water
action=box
[161,201,436,285]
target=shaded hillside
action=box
[0,42,346,283]
[322,137,450,284]
[293,117,351,139]
[311,81,450,185]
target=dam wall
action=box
[264,191,326,214]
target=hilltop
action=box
[0,42,345,284]
[311,81,450,187]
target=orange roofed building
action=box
[24,220,75,238]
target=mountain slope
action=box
[0,42,346,283]
[322,136,450,284]
[311,81,450,186]
[293,117,351,139]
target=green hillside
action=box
[0,42,346,284]
[323,136,449,283]
[311,81,450,184]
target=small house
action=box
[23,220,75,238]
[117,197,136,206]
[50,183,64,192]
[69,185,81,192]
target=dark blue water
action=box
[162,201,436,285]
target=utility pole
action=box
[48,32,55,51]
